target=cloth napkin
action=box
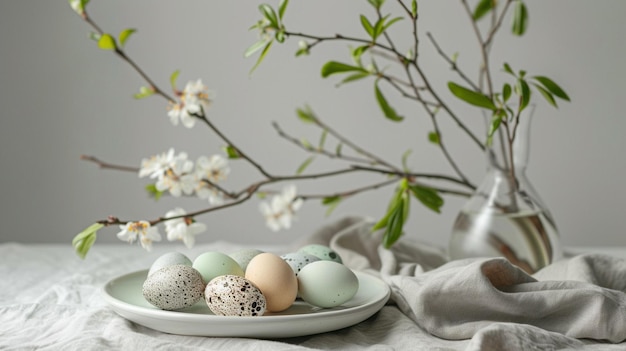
[297,216,626,347]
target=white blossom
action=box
[116,221,162,251]
[196,181,225,205]
[139,148,177,179]
[193,154,230,204]
[164,208,206,249]
[259,184,303,231]
[196,155,230,182]
[155,157,196,197]
[167,79,213,128]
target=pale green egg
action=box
[298,244,343,264]
[192,251,244,284]
[297,261,358,308]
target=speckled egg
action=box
[298,260,359,308]
[205,275,267,317]
[229,248,264,272]
[298,244,343,264]
[148,252,192,276]
[142,265,205,311]
[280,252,320,276]
[192,251,244,284]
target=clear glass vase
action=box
[448,106,562,274]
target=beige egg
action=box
[245,252,298,312]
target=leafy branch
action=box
[70,0,458,257]
[244,0,570,247]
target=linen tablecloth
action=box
[1,216,625,350]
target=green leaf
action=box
[223,145,241,159]
[360,15,375,38]
[517,78,531,111]
[339,72,370,86]
[69,0,89,15]
[375,82,404,122]
[382,195,407,248]
[259,4,279,29]
[401,149,412,172]
[275,30,286,43]
[300,138,313,150]
[411,0,418,18]
[428,131,440,145]
[533,83,557,107]
[321,61,367,78]
[118,28,136,49]
[486,112,504,146]
[278,0,289,20]
[133,86,154,99]
[249,40,273,75]
[382,16,403,32]
[367,0,385,10]
[372,187,403,232]
[512,0,528,36]
[170,70,180,91]
[244,40,269,58]
[409,184,443,213]
[97,34,116,50]
[318,130,328,149]
[145,183,164,200]
[503,62,515,75]
[295,47,309,57]
[448,82,495,110]
[296,106,317,124]
[72,223,103,259]
[373,16,386,40]
[351,45,370,62]
[321,196,342,216]
[335,143,343,156]
[532,76,570,101]
[502,83,512,102]
[296,156,315,174]
[473,0,494,21]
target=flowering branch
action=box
[70,0,570,258]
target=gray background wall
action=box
[0,1,624,249]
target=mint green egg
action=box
[192,251,244,284]
[298,244,342,264]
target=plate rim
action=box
[102,268,391,337]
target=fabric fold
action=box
[308,216,626,344]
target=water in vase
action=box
[449,209,561,274]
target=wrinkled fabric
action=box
[2,216,626,350]
[301,216,626,349]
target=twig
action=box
[194,113,273,179]
[460,0,494,97]
[83,12,176,103]
[351,165,475,190]
[426,32,480,91]
[272,122,374,165]
[300,177,399,200]
[80,155,139,173]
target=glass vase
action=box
[448,106,562,274]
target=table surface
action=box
[1,242,625,351]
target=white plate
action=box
[102,269,390,338]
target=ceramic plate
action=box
[102,269,390,338]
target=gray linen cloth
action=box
[297,216,626,346]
